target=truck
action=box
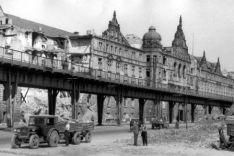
[226,115,234,143]
[11,115,94,149]
[151,117,169,129]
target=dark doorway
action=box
[179,110,183,121]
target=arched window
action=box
[163,69,166,80]
[178,64,181,78]
[163,56,167,65]
[173,62,177,77]
[183,65,186,78]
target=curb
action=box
[0,149,47,156]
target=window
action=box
[132,66,135,72]
[107,60,112,66]
[153,55,157,63]
[132,66,135,76]
[5,18,8,24]
[139,53,142,58]
[132,51,135,58]
[98,57,102,65]
[146,70,150,77]
[147,55,151,62]
[106,44,109,51]
[183,65,186,78]
[25,33,29,39]
[163,56,167,65]
[173,62,177,77]
[139,67,142,73]
[124,64,128,71]
[139,67,142,78]
[115,47,117,53]
[178,64,181,78]
[116,62,120,69]
[111,46,113,52]
[163,69,166,80]
[99,42,103,50]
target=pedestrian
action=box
[141,124,148,146]
[132,121,139,146]
[175,115,179,129]
[64,120,70,146]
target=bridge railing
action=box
[0,46,233,102]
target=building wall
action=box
[91,37,146,80]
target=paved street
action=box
[0,123,210,156]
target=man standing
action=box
[64,121,70,146]
[132,121,139,146]
[141,124,148,146]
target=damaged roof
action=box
[6,14,73,37]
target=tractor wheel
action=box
[29,134,39,149]
[48,130,59,147]
[85,131,92,143]
[72,132,81,145]
[11,135,21,149]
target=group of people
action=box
[132,121,148,146]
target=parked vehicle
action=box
[11,115,94,149]
[151,117,169,129]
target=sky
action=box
[1,0,234,71]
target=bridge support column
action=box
[139,98,145,124]
[3,71,12,127]
[3,71,18,128]
[203,105,207,115]
[48,89,59,115]
[154,99,160,119]
[115,96,123,125]
[208,105,212,114]
[97,94,105,126]
[191,104,196,123]
[169,101,175,123]
[71,82,80,119]
[115,87,124,126]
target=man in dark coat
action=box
[132,121,139,146]
[141,124,148,146]
[64,121,70,146]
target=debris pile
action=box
[120,118,223,148]
[211,116,234,151]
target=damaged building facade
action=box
[0,6,233,125]
[0,7,73,124]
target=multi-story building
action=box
[69,11,146,85]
